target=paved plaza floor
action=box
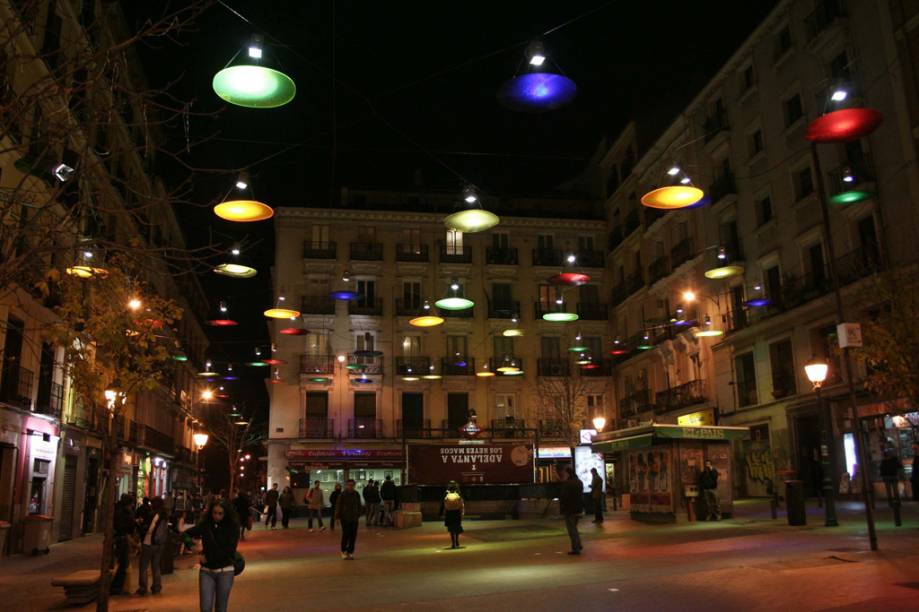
[2,499,919,611]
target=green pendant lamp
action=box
[213,35,296,109]
[444,185,500,233]
[435,281,474,311]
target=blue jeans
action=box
[138,543,163,594]
[308,508,324,528]
[199,569,234,612]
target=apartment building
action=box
[600,0,919,498]
[267,189,612,498]
[0,0,208,551]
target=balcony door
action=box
[0,316,24,403]
[304,391,329,436]
[401,393,424,432]
[402,280,422,310]
[447,393,469,431]
[356,279,376,308]
[353,392,376,436]
[310,225,330,247]
[492,282,513,308]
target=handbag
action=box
[208,524,245,576]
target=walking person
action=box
[699,460,721,520]
[182,499,240,612]
[880,450,903,505]
[329,483,342,532]
[136,497,169,596]
[590,467,604,524]
[233,491,251,541]
[380,475,397,526]
[335,479,362,560]
[111,494,137,595]
[264,483,279,529]
[363,479,380,528]
[306,480,326,531]
[440,481,465,549]
[911,444,919,502]
[279,486,294,529]
[559,466,584,555]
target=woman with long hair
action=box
[182,499,240,612]
[440,481,465,549]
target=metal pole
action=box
[810,143,878,549]
[814,385,838,526]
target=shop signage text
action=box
[409,443,534,485]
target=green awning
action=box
[593,433,653,452]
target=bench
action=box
[51,570,101,606]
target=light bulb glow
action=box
[704,264,744,279]
[212,65,296,109]
[127,298,143,312]
[214,200,274,222]
[444,209,500,233]
[264,308,301,319]
[503,329,524,337]
[542,312,579,322]
[214,263,257,278]
[667,166,681,176]
[830,89,847,102]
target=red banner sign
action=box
[287,449,403,462]
[408,443,534,485]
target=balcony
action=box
[0,366,33,410]
[441,305,473,319]
[136,424,175,455]
[441,357,475,376]
[348,418,384,439]
[576,302,608,321]
[538,357,570,377]
[395,298,427,317]
[300,354,335,375]
[395,243,429,262]
[611,272,645,306]
[703,111,730,144]
[670,238,695,269]
[303,241,337,259]
[348,354,384,375]
[647,256,670,285]
[34,381,63,417]
[608,226,624,252]
[396,356,432,376]
[488,301,519,319]
[486,247,518,265]
[490,418,528,439]
[438,244,472,264]
[626,388,654,414]
[301,295,336,315]
[396,418,434,439]
[576,250,606,268]
[299,418,335,439]
[579,359,611,377]
[655,379,706,413]
[532,248,563,267]
[349,297,383,316]
[708,171,737,204]
[538,419,567,438]
[350,242,383,261]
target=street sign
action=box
[837,322,862,348]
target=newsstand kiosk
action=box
[591,424,749,522]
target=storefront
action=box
[856,402,918,499]
[286,448,404,503]
[592,424,749,522]
[535,445,571,482]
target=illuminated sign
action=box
[677,409,715,427]
[538,446,572,459]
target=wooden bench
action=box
[51,570,101,606]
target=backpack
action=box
[443,492,463,511]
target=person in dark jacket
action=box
[590,468,604,523]
[699,460,720,520]
[135,496,152,524]
[183,499,240,612]
[362,480,381,528]
[137,497,169,596]
[110,493,136,594]
[380,475,397,526]
[440,481,465,549]
[233,491,250,541]
[912,444,919,502]
[329,483,342,532]
[880,450,903,505]
[334,479,363,559]
[279,486,294,529]
[264,483,279,529]
[559,466,584,555]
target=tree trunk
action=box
[96,425,117,611]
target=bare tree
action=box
[537,372,592,451]
[204,404,266,498]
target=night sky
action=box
[128,0,778,433]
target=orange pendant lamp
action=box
[214,172,274,222]
[641,165,705,210]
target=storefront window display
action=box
[864,412,918,482]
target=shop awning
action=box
[592,423,749,453]
[593,433,653,452]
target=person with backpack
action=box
[182,499,241,612]
[440,481,465,549]
[306,480,326,531]
[136,497,170,596]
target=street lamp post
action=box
[804,357,838,527]
[193,432,209,495]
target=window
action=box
[447,393,469,430]
[578,284,600,304]
[586,394,604,412]
[401,228,422,252]
[355,332,376,364]
[735,352,758,407]
[493,336,514,357]
[749,128,764,157]
[583,336,602,358]
[310,225,330,246]
[492,233,509,250]
[354,392,376,419]
[742,64,755,91]
[445,229,463,255]
[306,392,329,418]
[764,265,782,301]
[806,243,827,285]
[401,335,421,356]
[540,336,561,358]
[857,215,879,263]
[784,93,804,127]
[776,26,793,57]
[769,339,797,398]
[356,279,376,307]
[402,280,422,309]
[537,234,554,251]
[496,393,517,418]
[829,51,850,81]
[447,335,468,358]
[577,235,595,252]
[794,166,814,200]
[756,195,773,226]
[492,282,513,306]
[537,284,557,308]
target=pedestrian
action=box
[329,483,342,532]
[911,444,919,502]
[699,460,721,520]
[136,497,169,596]
[380,475,397,526]
[264,483,279,529]
[590,467,604,523]
[306,480,326,531]
[880,449,903,505]
[440,481,464,549]
[334,479,362,560]
[110,493,137,595]
[182,499,240,612]
[233,490,251,541]
[279,486,294,529]
[363,479,380,528]
[559,466,584,555]
[135,496,152,524]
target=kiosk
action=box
[592,424,749,522]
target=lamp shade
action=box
[641,186,705,210]
[279,327,308,335]
[443,209,500,233]
[435,296,474,311]
[264,308,300,319]
[704,264,744,279]
[829,189,873,205]
[805,108,883,143]
[804,358,829,385]
[409,315,444,327]
[212,65,296,109]
[214,262,257,278]
[542,312,578,322]
[497,73,577,113]
[214,200,274,222]
[548,272,591,286]
[503,328,524,337]
[193,432,209,449]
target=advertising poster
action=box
[574,446,605,493]
[627,447,672,513]
[409,443,534,485]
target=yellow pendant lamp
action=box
[641,165,705,210]
[264,294,300,319]
[214,172,274,222]
[444,185,500,233]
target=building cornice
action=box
[276,207,606,230]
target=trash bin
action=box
[785,480,806,526]
[0,520,10,556]
[22,514,53,555]
[160,532,176,575]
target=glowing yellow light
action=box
[214,200,274,222]
[503,329,524,337]
[402,376,420,382]
[641,186,704,210]
[694,329,724,338]
[704,264,744,280]
[201,389,215,401]
[264,308,301,319]
[65,266,108,279]
[681,290,697,303]
[409,315,445,327]
[214,263,257,278]
[497,365,520,373]
[127,298,143,312]
[476,370,496,378]
[444,209,500,233]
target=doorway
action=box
[401,393,424,437]
[794,414,822,497]
[446,393,469,432]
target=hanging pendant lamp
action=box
[435,281,474,311]
[694,315,724,338]
[213,171,274,222]
[497,41,577,113]
[214,246,257,278]
[206,300,238,327]
[212,35,296,109]
[609,337,628,356]
[264,294,300,319]
[444,185,499,233]
[641,165,705,210]
[66,245,108,279]
[704,246,744,279]
[476,363,496,378]
[330,269,360,301]
[828,166,874,205]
